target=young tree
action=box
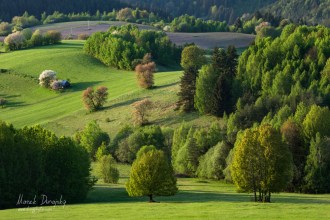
[131,99,153,126]
[82,86,108,112]
[97,154,119,184]
[126,150,177,202]
[135,61,156,89]
[195,64,218,114]
[180,45,206,71]
[174,128,199,176]
[304,134,330,193]
[0,98,7,108]
[74,120,110,160]
[231,125,293,202]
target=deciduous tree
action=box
[126,150,177,202]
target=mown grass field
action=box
[0,40,218,136]
[0,164,329,220]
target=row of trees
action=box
[0,121,95,209]
[4,29,61,51]
[84,25,181,70]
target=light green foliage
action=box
[231,124,293,202]
[126,150,177,201]
[174,128,199,176]
[84,25,180,70]
[197,141,232,180]
[303,105,330,139]
[97,154,119,184]
[304,134,330,193]
[180,45,206,71]
[136,145,157,159]
[194,64,218,114]
[171,122,190,163]
[95,142,108,161]
[170,15,228,32]
[75,121,110,160]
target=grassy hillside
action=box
[0,40,218,136]
[0,163,329,219]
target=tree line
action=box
[84,25,181,70]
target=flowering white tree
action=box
[39,70,57,88]
[4,31,25,50]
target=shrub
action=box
[74,120,110,160]
[82,86,108,112]
[30,29,43,46]
[78,33,89,40]
[136,61,156,89]
[4,31,25,50]
[0,98,7,108]
[95,142,108,161]
[136,145,157,159]
[97,155,119,184]
[131,99,153,126]
[44,30,61,44]
[0,22,12,36]
[39,70,57,88]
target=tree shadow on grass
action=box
[154,81,179,90]
[103,98,142,111]
[69,81,103,92]
[84,185,330,205]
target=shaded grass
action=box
[0,175,329,220]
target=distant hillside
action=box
[0,0,127,22]
[119,0,276,23]
[264,0,330,26]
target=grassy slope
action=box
[0,164,329,219]
[0,41,218,136]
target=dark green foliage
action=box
[177,67,198,112]
[197,141,232,180]
[177,45,206,112]
[74,121,110,160]
[265,0,330,26]
[97,155,119,184]
[195,46,238,116]
[109,125,133,156]
[170,14,228,32]
[0,0,127,22]
[281,119,307,192]
[0,121,94,209]
[304,134,330,193]
[84,25,181,70]
[115,125,165,163]
[126,150,177,202]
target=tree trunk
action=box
[148,194,156,203]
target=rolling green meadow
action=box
[1,40,329,219]
[0,40,218,137]
[0,163,329,219]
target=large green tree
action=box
[126,150,178,202]
[231,124,293,202]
